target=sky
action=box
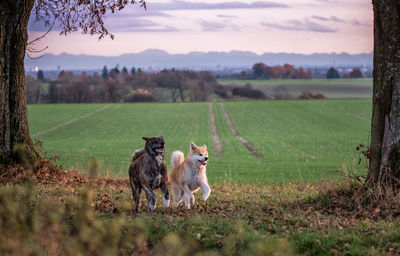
[27,0,373,57]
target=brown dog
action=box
[128,136,169,213]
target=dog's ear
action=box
[202,144,207,149]
[190,141,197,152]
[160,136,164,140]
[142,137,149,141]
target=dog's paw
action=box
[163,198,170,207]
[184,201,191,210]
[148,201,157,213]
[184,197,191,209]
[148,206,156,213]
[202,186,211,201]
[202,192,210,201]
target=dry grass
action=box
[1,160,400,255]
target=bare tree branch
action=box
[33,0,146,40]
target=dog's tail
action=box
[171,150,184,168]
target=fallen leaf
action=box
[329,248,338,255]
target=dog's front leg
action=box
[183,185,194,210]
[200,183,211,201]
[129,177,142,213]
[183,185,194,209]
[142,185,157,213]
[159,182,170,207]
[171,184,183,207]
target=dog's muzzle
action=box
[155,148,165,155]
[199,157,208,165]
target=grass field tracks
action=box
[29,103,215,177]
[28,104,108,136]
[219,100,371,182]
[28,99,371,183]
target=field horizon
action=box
[218,78,372,99]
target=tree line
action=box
[25,63,366,104]
[250,63,313,79]
[221,63,365,80]
[326,67,364,79]
[26,67,217,104]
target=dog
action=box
[170,141,210,209]
[128,136,169,213]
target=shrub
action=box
[298,91,326,99]
[349,67,363,78]
[326,67,340,79]
[216,84,266,99]
[124,89,157,102]
[232,86,266,99]
[214,86,233,99]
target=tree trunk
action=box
[0,0,39,169]
[367,0,400,185]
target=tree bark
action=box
[367,0,400,185]
[0,0,39,168]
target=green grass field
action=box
[28,99,371,183]
[218,78,372,99]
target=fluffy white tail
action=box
[171,150,184,167]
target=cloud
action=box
[217,14,237,18]
[28,15,179,33]
[106,16,181,32]
[28,1,289,34]
[107,19,158,32]
[117,26,180,32]
[315,0,340,3]
[311,15,345,23]
[28,4,170,33]
[311,16,371,28]
[198,18,241,32]
[351,19,372,27]
[148,0,288,11]
[261,19,337,32]
[113,7,171,18]
[199,19,228,31]
[109,18,159,28]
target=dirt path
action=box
[32,105,113,137]
[209,103,223,153]
[219,103,263,158]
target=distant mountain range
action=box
[25,49,372,71]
